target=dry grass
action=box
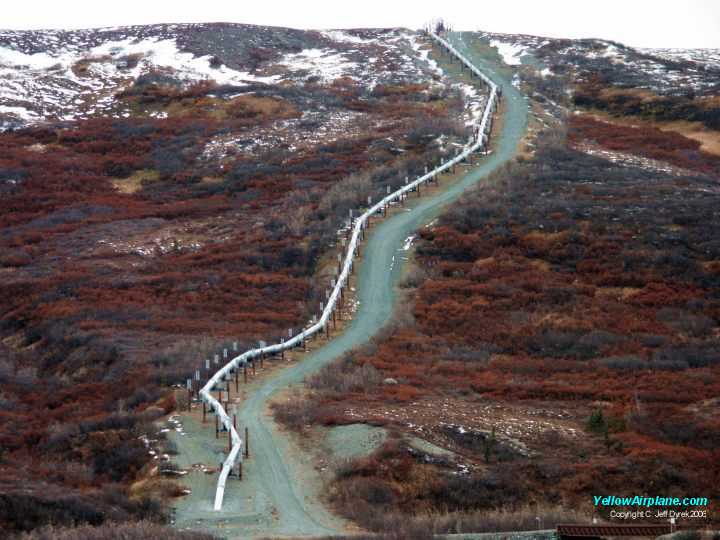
[226,95,298,120]
[200,176,224,184]
[328,438,588,535]
[597,86,656,101]
[271,389,322,431]
[308,361,384,394]
[595,286,642,300]
[394,505,590,534]
[586,110,720,156]
[111,169,161,194]
[71,55,113,77]
[161,94,300,121]
[129,477,186,501]
[17,521,214,540]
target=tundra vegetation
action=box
[0,40,468,534]
[279,120,720,534]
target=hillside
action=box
[272,31,720,536]
[0,23,483,535]
[0,23,487,128]
[1,21,719,539]
[476,30,720,95]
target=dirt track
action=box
[170,31,529,539]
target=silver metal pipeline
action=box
[201,30,499,511]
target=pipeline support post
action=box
[201,31,499,511]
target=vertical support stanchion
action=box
[186,379,192,412]
[199,36,500,501]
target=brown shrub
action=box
[307,360,383,394]
[17,521,214,540]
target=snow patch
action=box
[0,46,67,69]
[641,47,720,69]
[408,34,443,76]
[89,37,282,85]
[280,48,358,83]
[490,39,526,66]
[322,30,376,45]
[402,235,416,251]
[0,104,39,120]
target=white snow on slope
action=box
[1,27,480,130]
[88,38,282,85]
[456,83,487,127]
[0,35,285,127]
[479,31,718,95]
[402,235,416,251]
[408,34,443,76]
[0,47,68,69]
[322,30,376,45]
[280,48,358,83]
[640,47,720,69]
[490,39,525,66]
[0,104,39,120]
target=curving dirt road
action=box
[170,32,528,539]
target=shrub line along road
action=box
[171,32,528,538]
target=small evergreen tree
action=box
[483,426,497,463]
[603,425,612,452]
[587,408,606,434]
